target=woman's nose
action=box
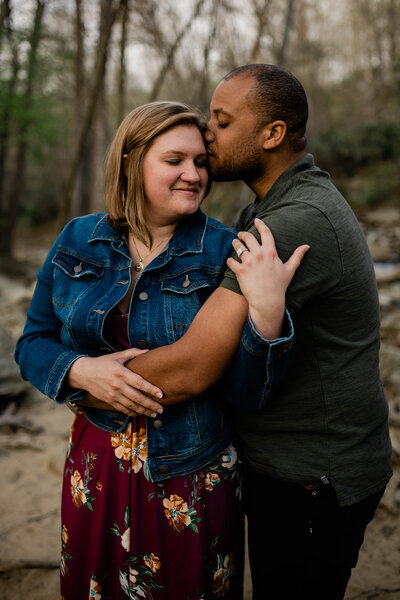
[181,162,201,182]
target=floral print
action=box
[213,554,234,598]
[61,415,243,599]
[70,470,87,507]
[111,423,148,476]
[60,524,72,577]
[163,494,192,532]
[221,445,238,470]
[89,577,102,599]
[144,553,161,574]
[204,472,220,491]
[68,450,98,511]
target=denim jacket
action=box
[15,210,293,481]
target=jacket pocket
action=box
[161,264,219,341]
[52,247,105,280]
[51,248,105,316]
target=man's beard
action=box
[207,152,263,184]
[207,140,263,183]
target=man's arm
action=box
[124,286,249,404]
[124,220,307,405]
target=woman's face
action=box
[142,124,208,227]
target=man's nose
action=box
[204,126,215,143]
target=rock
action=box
[374,264,400,284]
[0,323,30,399]
[362,207,400,227]
[380,344,400,393]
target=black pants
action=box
[244,466,385,600]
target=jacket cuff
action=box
[45,351,89,404]
[243,307,294,356]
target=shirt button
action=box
[160,464,169,474]
[312,490,318,497]
[74,264,82,274]
[138,339,148,349]
[153,419,163,429]
[138,291,148,301]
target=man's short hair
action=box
[224,64,308,152]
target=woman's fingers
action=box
[285,244,310,276]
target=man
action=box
[203,64,392,598]
[78,65,391,599]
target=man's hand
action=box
[227,218,309,339]
[67,348,164,417]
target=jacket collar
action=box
[88,210,208,256]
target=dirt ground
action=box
[0,390,399,600]
[0,220,399,599]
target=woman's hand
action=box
[67,348,164,418]
[227,218,309,339]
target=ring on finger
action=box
[237,247,248,259]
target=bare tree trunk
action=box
[149,0,206,101]
[0,0,11,49]
[248,0,272,63]
[58,0,123,227]
[117,0,129,124]
[197,0,221,111]
[72,0,92,217]
[0,0,46,258]
[0,2,19,219]
[278,0,296,66]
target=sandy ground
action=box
[0,389,399,600]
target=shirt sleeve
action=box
[221,201,343,313]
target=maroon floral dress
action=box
[60,311,244,600]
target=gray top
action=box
[222,154,392,506]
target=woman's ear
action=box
[261,120,287,149]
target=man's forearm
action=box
[125,287,249,404]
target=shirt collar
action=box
[253,153,315,212]
[88,210,208,256]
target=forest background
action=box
[0,0,399,251]
[0,1,400,599]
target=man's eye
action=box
[195,159,207,167]
[218,122,229,129]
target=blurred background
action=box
[0,1,399,598]
[0,0,399,243]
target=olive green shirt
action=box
[222,154,392,506]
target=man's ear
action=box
[261,120,287,149]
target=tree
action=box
[0,0,47,258]
[58,0,123,226]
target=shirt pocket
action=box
[51,248,105,319]
[161,264,219,342]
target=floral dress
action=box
[60,311,244,600]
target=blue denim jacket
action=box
[15,210,293,481]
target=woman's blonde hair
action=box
[105,101,206,247]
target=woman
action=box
[16,101,300,599]
[16,102,246,600]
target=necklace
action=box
[130,235,172,272]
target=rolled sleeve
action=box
[222,308,294,412]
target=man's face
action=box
[205,75,265,183]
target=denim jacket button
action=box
[138,291,148,301]
[153,419,163,429]
[138,339,148,348]
[160,464,169,474]
[182,275,190,288]
[73,264,82,274]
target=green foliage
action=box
[310,120,400,178]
